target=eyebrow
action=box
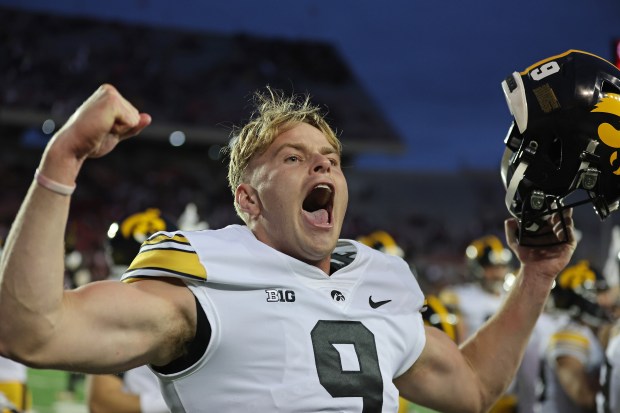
[274,142,339,157]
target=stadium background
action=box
[1,1,620,411]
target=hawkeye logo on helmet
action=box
[558,260,596,290]
[121,208,167,243]
[591,93,620,175]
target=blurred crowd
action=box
[0,6,400,151]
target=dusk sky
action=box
[2,0,620,172]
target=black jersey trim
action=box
[123,268,206,282]
[153,294,211,375]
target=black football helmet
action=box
[465,234,512,269]
[501,50,620,244]
[421,295,460,342]
[550,259,611,326]
[465,234,513,293]
[357,230,404,258]
[107,208,177,270]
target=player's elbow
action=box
[0,339,35,367]
[0,319,59,367]
[0,338,44,368]
[0,325,26,362]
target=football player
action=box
[0,76,577,412]
[539,260,611,413]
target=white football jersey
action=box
[122,224,426,412]
[123,365,170,413]
[540,320,603,413]
[599,327,620,413]
[0,356,28,411]
[448,283,505,338]
[0,356,26,382]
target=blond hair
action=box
[227,87,342,216]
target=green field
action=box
[27,369,86,413]
[27,369,440,413]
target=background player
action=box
[87,208,175,413]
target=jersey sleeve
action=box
[545,327,590,365]
[389,254,427,378]
[394,311,427,378]
[121,231,207,283]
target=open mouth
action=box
[302,184,333,226]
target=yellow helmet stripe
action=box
[520,49,617,76]
[558,259,596,289]
[427,295,456,341]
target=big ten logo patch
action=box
[265,289,296,302]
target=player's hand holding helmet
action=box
[501,50,620,245]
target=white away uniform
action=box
[540,320,603,413]
[123,366,170,413]
[448,283,504,337]
[0,356,28,412]
[599,327,620,413]
[122,224,426,413]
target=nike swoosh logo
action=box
[369,296,392,309]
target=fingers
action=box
[85,84,152,144]
[113,112,152,140]
[105,85,150,139]
[550,208,574,243]
[504,207,576,249]
[504,217,519,248]
[54,84,153,162]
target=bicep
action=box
[35,278,195,373]
[394,326,482,413]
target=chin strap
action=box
[571,139,600,191]
[504,159,529,214]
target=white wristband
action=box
[34,169,76,196]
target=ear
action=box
[236,183,260,219]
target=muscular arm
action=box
[395,212,576,413]
[397,270,553,412]
[0,85,195,373]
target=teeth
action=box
[315,184,332,192]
